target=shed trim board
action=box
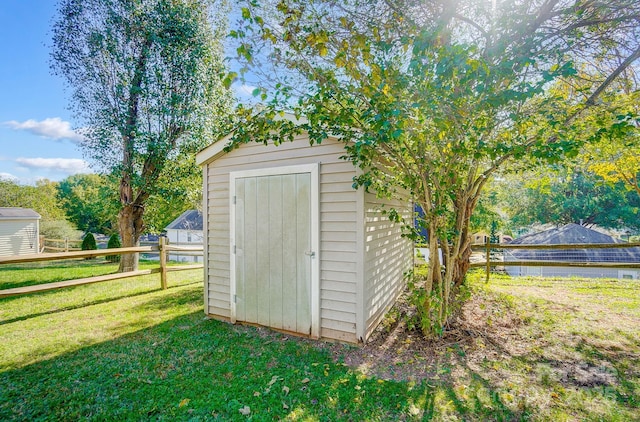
[354,167,366,342]
[202,164,210,311]
[229,163,321,338]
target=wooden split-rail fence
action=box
[0,238,203,298]
[470,239,640,281]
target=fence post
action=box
[65,238,69,253]
[159,237,168,290]
[485,237,491,283]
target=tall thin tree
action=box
[52,0,232,271]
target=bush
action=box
[81,233,97,259]
[40,219,83,240]
[106,233,121,263]
[81,233,97,251]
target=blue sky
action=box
[0,1,255,185]
[0,1,89,184]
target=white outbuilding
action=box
[196,130,413,343]
[0,207,41,257]
[165,209,203,263]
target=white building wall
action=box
[201,135,360,342]
[166,228,204,263]
[362,192,413,341]
[0,219,39,257]
[504,264,639,280]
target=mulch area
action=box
[320,288,529,382]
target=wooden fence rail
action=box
[469,240,640,281]
[41,237,83,253]
[0,239,204,298]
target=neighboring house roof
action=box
[165,210,203,231]
[506,223,640,262]
[0,207,41,220]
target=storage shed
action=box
[196,131,413,343]
[0,207,41,257]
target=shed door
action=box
[233,172,312,334]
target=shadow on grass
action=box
[0,281,201,327]
[0,311,438,421]
[0,260,118,290]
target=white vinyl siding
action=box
[362,192,413,340]
[506,265,639,280]
[166,228,203,263]
[203,135,359,341]
[0,219,39,257]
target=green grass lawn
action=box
[0,266,429,420]
[0,264,638,420]
[0,258,161,290]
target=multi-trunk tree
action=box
[51,0,232,271]
[229,0,640,336]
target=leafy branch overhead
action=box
[229,0,640,336]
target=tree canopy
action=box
[51,0,232,271]
[0,178,66,221]
[229,0,640,335]
[499,166,640,232]
[57,174,119,234]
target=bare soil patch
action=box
[315,281,639,392]
[319,287,530,383]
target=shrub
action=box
[106,233,121,263]
[40,219,83,240]
[81,233,97,251]
[81,233,97,259]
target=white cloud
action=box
[232,82,258,98]
[15,157,91,174]
[3,117,85,143]
[0,172,18,182]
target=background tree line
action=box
[0,171,201,240]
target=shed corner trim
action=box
[195,133,233,166]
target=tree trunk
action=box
[118,203,144,272]
[419,192,477,337]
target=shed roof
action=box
[0,207,41,220]
[507,223,640,262]
[195,112,316,166]
[165,210,203,231]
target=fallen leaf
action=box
[282,386,290,395]
[409,404,420,416]
[282,402,289,409]
[239,405,251,416]
[301,378,310,384]
[268,375,279,386]
[178,398,190,408]
[253,391,261,397]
